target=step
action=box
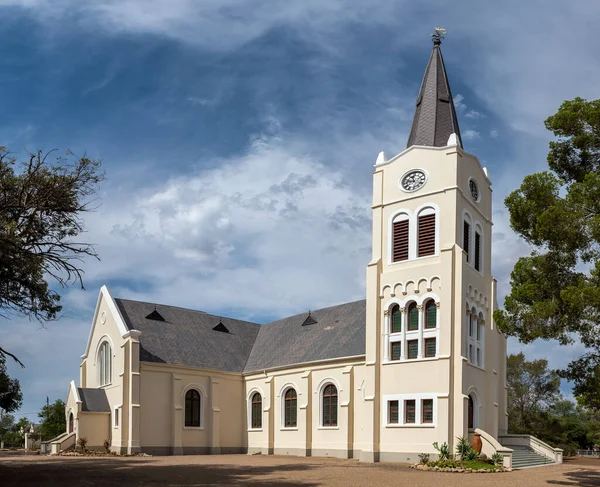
[508,445,555,469]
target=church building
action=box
[54,34,528,466]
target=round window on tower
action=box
[400,169,427,193]
[469,179,479,202]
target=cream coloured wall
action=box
[78,413,110,450]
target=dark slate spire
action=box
[406,30,462,149]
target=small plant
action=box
[428,459,460,469]
[455,436,470,459]
[433,441,451,461]
[77,437,88,452]
[491,453,504,466]
[103,439,110,453]
[418,453,430,464]
[464,447,479,461]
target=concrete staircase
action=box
[511,445,555,469]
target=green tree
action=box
[0,147,104,365]
[0,356,22,412]
[0,411,15,445]
[495,97,600,410]
[38,399,66,441]
[507,353,561,433]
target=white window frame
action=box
[318,381,340,430]
[113,405,121,429]
[383,393,438,427]
[466,307,485,369]
[247,389,263,432]
[462,211,472,264]
[97,340,112,387]
[474,224,483,274]
[383,295,440,364]
[182,385,205,430]
[280,385,298,430]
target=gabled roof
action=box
[244,300,366,373]
[110,295,367,374]
[78,388,110,413]
[114,299,261,373]
[406,37,462,149]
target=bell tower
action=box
[358,29,507,463]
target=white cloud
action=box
[465,110,484,119]
[453,94,465,110]
[490,129,499,138]
[462,129,480,140]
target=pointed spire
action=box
[407,29,462,149]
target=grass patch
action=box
[461,460,501,470]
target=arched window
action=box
[185,390,201,427]
[424,300,437,329]
[463,215,472,262]
[68,412,74,434]
[322,384,338,427]
[284,389,297,428]
[407,302,419,331]
[392,213,410,262]
[98,341,112,386]
[391,304,402,333]
[251,392,262,429]
[417,208,436,257]
[474,226,482,272]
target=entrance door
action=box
[468,395,474,429]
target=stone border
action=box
[410,463,510,473]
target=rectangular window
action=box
[389,400,399,424]
[405,400,416,424]
[477,347,482,367]
[417,213,436,257]
[392,219,409,262]
[475,232,481,271]
[114,408,119,428]
[422,399,433,424]
[463,221,470,260]
[407,340,418,359]
[477,323,481,341]
[424,338,436,358]
[469,344,474,363]
[391,341,401,361]
[391,307,402,333]
[408,306,419,331]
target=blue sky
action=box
[1,0,599,421]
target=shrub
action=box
[491,453,504,466]
[103,440,110,453]
[464,447,479,461]
[418,453,430,464]
[77,437,88,452]
[433,441,451,461]
[455,436,470,459]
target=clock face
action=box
[401,170,427,192]
[469,179,479,202]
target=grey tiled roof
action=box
[115,299,261,373]
[112,297,367,374]
[78,388,110,413]
[407,42,463,149]
[244,300,366,373]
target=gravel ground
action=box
[0,453,599,486]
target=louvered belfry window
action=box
[417,213,436,257]
[463,221,470,260]
[392,217,409,262]
[475,232,481,271]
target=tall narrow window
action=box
[390,341,401,361]
[392,217,409,262]
[408,303,418,331]
[422,399,433,424]
[322,384,338,427]
[251,392,262,429]
[463,220,471,260]
[468,395,474,429]
[425,300,436,329]
[417,213,436,257]
[475,232,481,271]
[284,389,297,428]
[391,304,402,333]
[405,400,416,424]
[185,390,201,427]
[98,341,112,387]
[389,400,399,424]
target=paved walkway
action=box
[0,453,599,486]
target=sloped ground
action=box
[0,452,598,486]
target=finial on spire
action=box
[430,27,446,46]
